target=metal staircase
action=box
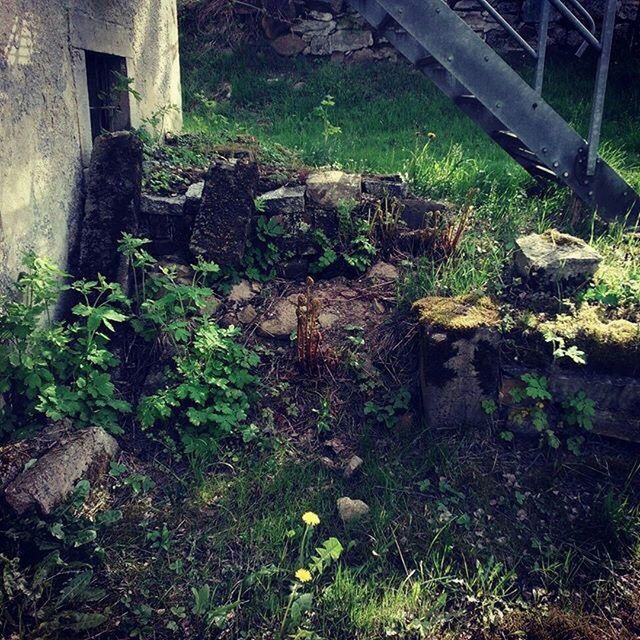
[347,0,640,223]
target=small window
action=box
[85,51,131,141]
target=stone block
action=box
[271,33,307,56]
[3,427,119,515]
[141,193,186,217]
[514,229,602,284]
[278,257,310,280]
[363,175,408,199]
[257,294,298,339]
[539,306,640,377]
[189,159,258,266]
[328,29,373,52]
[261,185,306,216]
[309,10,333,20]
[140,193,191,255]
[337,496,370,523]
[184,180,204,220]
[292,19,336,35]
[306,170,361,209]
[366,261,400,283]
[77,131,142,285]
[414,295,501,428]
[501,366,640,444]
[549,369,640,442]
[347,48,376,63]
[400,198,451,230]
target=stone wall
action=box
[266,0,639,61]
[0,0,183,291]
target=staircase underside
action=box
[348,0,640,224]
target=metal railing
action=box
[467,0,618,175]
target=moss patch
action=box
[413,294,500,334]
[540,228,588,248]
[540,305,640,375]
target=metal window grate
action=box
[85,51,131,141]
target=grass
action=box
[160,47,640,638]
[96,427,640,638]
[180,44,640,194]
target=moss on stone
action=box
[540,229,588,248]
[540,305,640,374]
[413,294,500,334]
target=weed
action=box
[0,481,122,638]
[337,200,377,272]
[364,387,411,429]
[311,397,333,434]
[279,511,343,638]
[116,235,261,449]
[0,254,130,438]
[312,94,342,144]
[508,372,596,451]
[296,277,322,372]
[243,214,291,280]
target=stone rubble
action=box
[3,427,119,515]
[337,496,370,523]
[513,230,602,284]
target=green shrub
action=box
[0,254,130,439]
[118,235,260,450]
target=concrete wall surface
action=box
[0,0,182,290]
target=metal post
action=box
[534,0,550,94]
[586,0,617,175]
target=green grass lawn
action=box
[180,45,640,194]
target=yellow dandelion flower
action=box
[295,568,313,583]
[302,511,320,527]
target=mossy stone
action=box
[540,305,640,375]
[413,294,500,335]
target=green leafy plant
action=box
[137,320,259,443]
[243,215,291,281]
[337,200,377,273]
[364,387,411,429]
[313,95,342,144]
[542,329,587,365]
[510,373,556,447]
[309,229,338,274]
[509,373,596,452]
[0,481,121,638]
[120,235,261,452]
[311,397,332,435]
[0,254,131,438]
[563,390,596,431]
[309,201,377,274]
[138,103,180,142]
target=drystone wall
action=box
[265,0,639,61]
[0,0,182,291]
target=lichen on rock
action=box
[413,294,500,334]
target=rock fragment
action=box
[337,496,370,523]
